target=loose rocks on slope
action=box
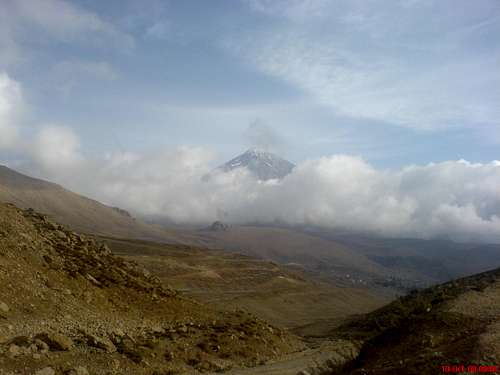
[0,203,304,374]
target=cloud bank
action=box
[2,71,500,244]
[0,73,21,149]
[30,145,500,244]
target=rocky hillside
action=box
[102,236,388,337]
[0,203,304,374]
[325,267,500,375]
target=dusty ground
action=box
[0,203,305,374]
[102,237,389,337]
[327,267,500,375]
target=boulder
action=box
[0,301,9,312]
[8,344,21,357]
[35,332,74,351]
[86,333,116,353]
[9,335,31,347]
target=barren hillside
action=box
[327,267,500,374]
[0,203,304,374]
[103,237,388,337]
[0,166,185,243]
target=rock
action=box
[151,325,165,335]
[9,335,31,347]
[86,333,116,353]
[8,344,21,357]
[0,301,9,312]
[35,368,55,375]
[83,291,93,303]
[208,359,233,372]
[209,221,229,232]
[113,328,125,337]
[165,351,174,361]
[46,222,59,231]
[35,332,74,351]
[99,244,112,256]
[54,230,67,240]
[86,274,101,286]
[34,338,50,353]
[110,328,126,344]
[66,366,89,375]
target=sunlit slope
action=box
[104,236,389,336]
[0,203,303,373]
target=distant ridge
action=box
[218,148,295,180]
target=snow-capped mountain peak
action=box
[218,148,295,180]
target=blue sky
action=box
[1,0,499,168]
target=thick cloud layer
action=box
[32,125,83,171]
[29,145,500,244]
[2,71,500,244]
[0,73,21,149]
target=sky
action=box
[1,0,500,242]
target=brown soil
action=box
[0,203,304,374]
[327,267,500,375]
[101,237,388,337]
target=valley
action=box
[102,237,388,337]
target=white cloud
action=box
[15,0,134,49]
[0,72,22,149]
[146,21,171,40]
[0,0,134,67]
[227,32,500,132]
[245,0,330,22]
[25,142,500,244]
[232,0,500,133]
[32,125,83,172]
[54,60,118,80]
[243,119,286,153]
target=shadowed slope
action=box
[326,267,500,374]
[0,165,184,243]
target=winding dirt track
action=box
[223,340,360,375]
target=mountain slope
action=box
[192,224,500,294]
[0,203,303,374]
[0,165,184,243]
[218,148,295,180]
[326,267,500,374]
[193,225,420,291]
[102,236,389,337]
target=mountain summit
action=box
[219,148,295,180]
